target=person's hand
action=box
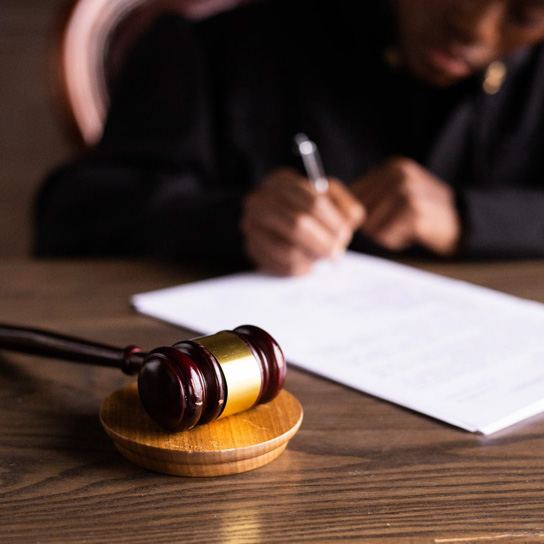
[240,167,364,276]
[350,157,461,256]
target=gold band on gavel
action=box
[195,331,262,418]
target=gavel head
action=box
[137,325,286,431]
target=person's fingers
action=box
[348,156,462,255]
[243,223,314,276]
[326,178,365,228]
[267,176,357,245]
[350,165,397,212]
[363,184,460,255]
[246,172,359,257]
[370,207,416,251]
[362,194,401,236]
[361,194,415,250]
[298,193,357,252]
[351,157,418,214]
[265,168,363,230]
[412,200,461,256]
[243,199,342,261]
[262,168,317,209]
[241,167,367,273]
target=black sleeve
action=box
[454,47,544,259]
[34,14,249,265]
[457,187,544,257]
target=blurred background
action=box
[1,0,247,259]
[1,0,72,257]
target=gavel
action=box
[0,323,286,431]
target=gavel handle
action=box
[0,324,145,375]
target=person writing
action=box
[36,0,544,275]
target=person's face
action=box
[394,0,544,86]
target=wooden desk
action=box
[1,259,544,543]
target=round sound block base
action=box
[100,384,303,477]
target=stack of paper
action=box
[132,252,544,434]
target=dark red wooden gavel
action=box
[0,324,286,431]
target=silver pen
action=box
[294,133,329,193]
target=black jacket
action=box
[35,0,544,261]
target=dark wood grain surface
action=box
[1,258,544,544]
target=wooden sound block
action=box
[100,384,303,477]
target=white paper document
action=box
[132,252,544,434]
